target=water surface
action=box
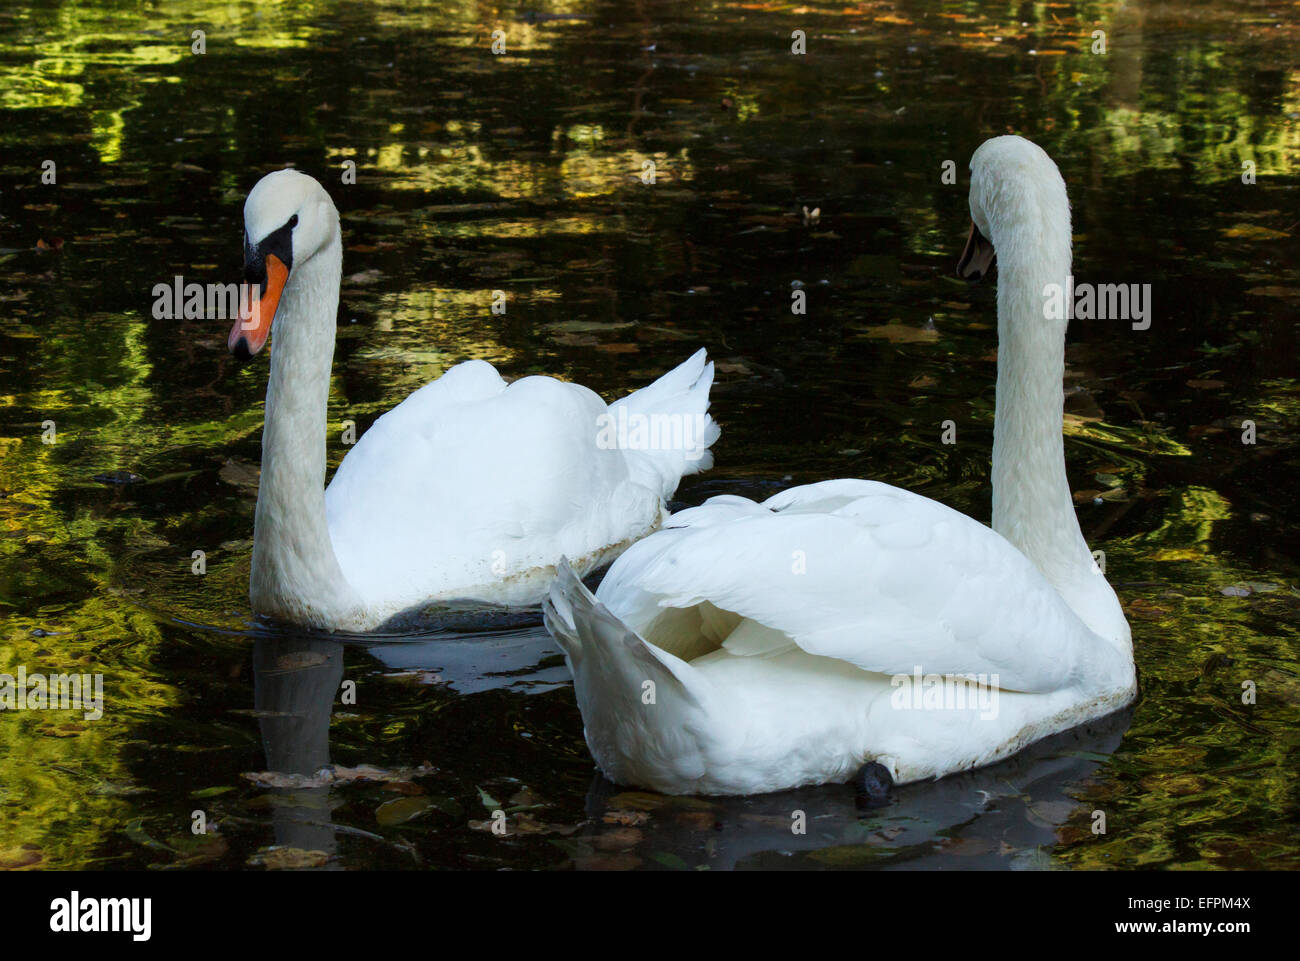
[1,0,1298,870]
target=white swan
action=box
[543,136,1137,796]
[229,169,718,633]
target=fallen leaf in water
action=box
[594,827,643,850]
[248,846,331,870]
[938,837,996,856]
[0,845,43,870]
[860,323,939,344]
[713,360,755,375]
[124,819,175,853]
[1219,582,1278,596]
[1124,598,1172,620]
[638,325,695,342]
[1222,224,1290,240]
[376,796,434,826]
[603,809,650,826]
[468,813,582,836]
[607,791,715,812]
[1244,286,1300,299]
[507,786,545,808]
[552,333,599,347]
[509,814,554,835]
[674,811,716,831]
[165,833,229,865]
[275,651,329,671]
[243,762,433,790]
[190,786,235,799]
[383,780,427,796]
[1186,379,1226,389]
[333,763,435,784]
[40,722,86,738]
[242,769,332,789]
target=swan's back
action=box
[325,361,661,617]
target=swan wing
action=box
[324,360,661,609]
[596,479,1123,694]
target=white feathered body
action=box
[545,481,1135,794]
[323,352,718,625]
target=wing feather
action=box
[598,480,1122,693]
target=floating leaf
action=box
[859,323,939,344]
[190,786,235,799]
[124,819,175,853]
[0,845,43,871]
[376,796,434,826]
[1222,224,1290,240]
[248,846,330,870]
[602,809,649,826]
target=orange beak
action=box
[229,253,288,360]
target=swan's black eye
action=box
[288,214,299,229]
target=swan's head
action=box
[957,135,1070,283]
[229,169,340,360]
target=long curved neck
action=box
[990,222,1127,646]
[250,234,362,627]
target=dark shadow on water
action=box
[577,707,1136,870]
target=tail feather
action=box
[543,558,702,710]
[608,348,720,498]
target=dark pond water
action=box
[1,0,1298,870]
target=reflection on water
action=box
[206,624,1140,871]
[1,0,1298,869]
